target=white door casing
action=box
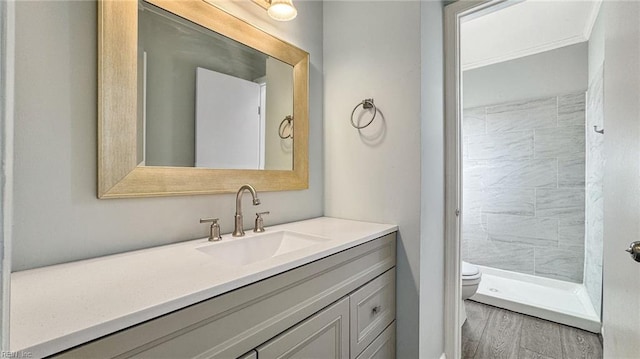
[0,0,15,350]
[601,1,640,357]
[445,0,640,357]
[443,1,504,358]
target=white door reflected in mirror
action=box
[196,67,264,170]
[139,1,294,170]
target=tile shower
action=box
[462,92,587,283]
[585,65,604,317]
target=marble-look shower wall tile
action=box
[485,109,528,133]
[487,214,558,241]
[584,247,602,314]
[465,188,535,216]
[585,65,604,317]
[558,93,586,127]
[464,239,535,275]
[464,159,557,189]
[486,96,556,114]
[558,211,586,249]
[463,189,483,217]
[489,233,558,248]
[463,222,488,242]
[558,155,586,188]
[462,207,483,227]
[586,77,605,187]
[484,188,536,216]
[463,107,486,135]
[535,247,584,283]
[463,91,587,283]
[463,137,469,159]
[463,160,485,189]
[534,125,585,159]
[491,159,558,188]
[486,107,557,133]
[467,131,534,160]
[536,188,585,218]
[528,105,558,127]
[485,99,557,133]
[461,237,472,260]
[587,68,604,128]
[463,190,485,223]
[587,139,604,186]
[586,182,603,237]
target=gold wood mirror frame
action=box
[98,0,309,198]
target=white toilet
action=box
[460,261,482,326]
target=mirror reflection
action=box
[138,1,294,170]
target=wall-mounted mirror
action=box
[98,0,309,198]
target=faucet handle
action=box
[200,218,222,241]
[254,212,270,233]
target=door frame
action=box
[600,1,640,357]
[443,1,509,358]
[0,0,15,350]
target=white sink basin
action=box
[196,230,332,267]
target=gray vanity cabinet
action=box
[355,323,395,359]
[237,351,258,359]
[256,297,350,359]
[52,233,396,359]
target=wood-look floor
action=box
[462,300,602,359]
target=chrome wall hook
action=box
[593,125,604,134]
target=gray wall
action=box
[264,57,294,170]
[585,9,604,317]
[463,43,588,109]
[588,10,605,82]
[462,92,587,283]
[419,1,445,357]
[13,0,324,271]
[323,2,424,357]
[14,1,448,355]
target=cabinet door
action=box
[238,350,258,359]
[257,297,349,359]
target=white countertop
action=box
[10,217,397,357]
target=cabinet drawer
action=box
[356,321,395,359]
[349,268,395,358]
[257,297,350,359]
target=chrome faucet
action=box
[233,184,261,237]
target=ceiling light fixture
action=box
[253,0,297,22]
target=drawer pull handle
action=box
[372,306,381,315]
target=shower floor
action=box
[470,265,601,333]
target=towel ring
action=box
[350,98,377,129]
[279,115,293,139]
